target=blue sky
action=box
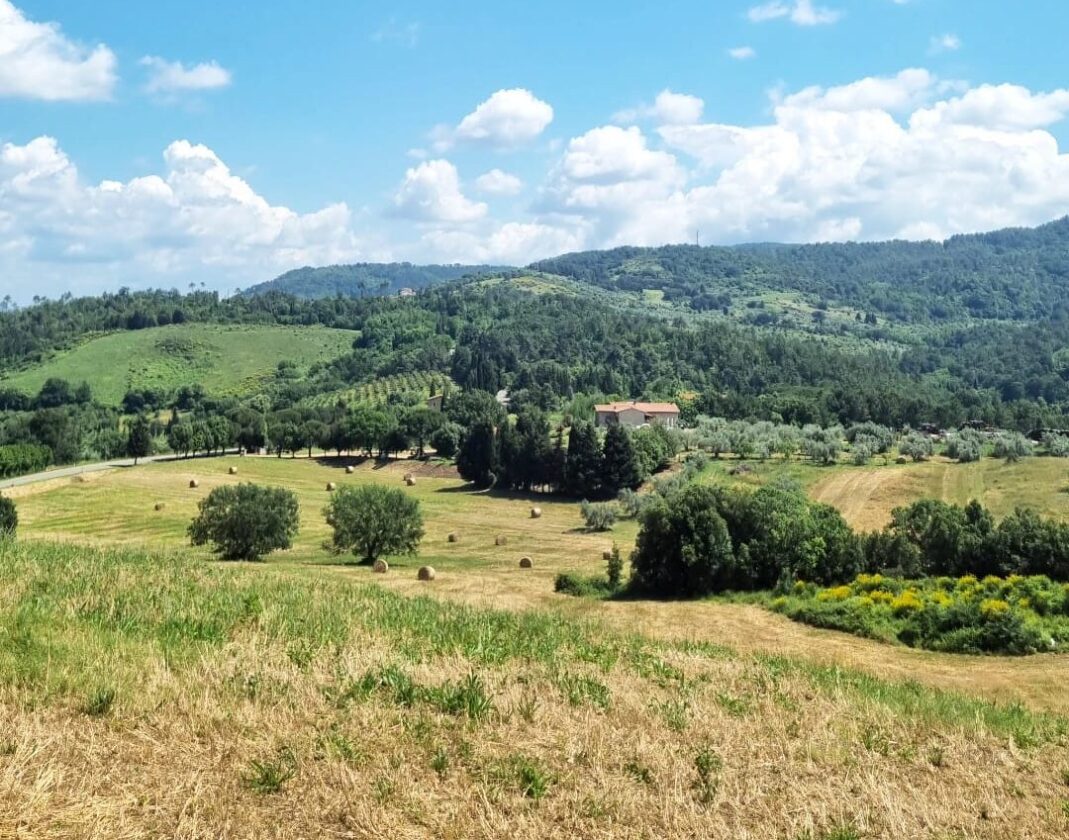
[2,0,1069,299]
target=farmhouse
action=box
[594,400,680,429]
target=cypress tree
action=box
[564,421,602,498]
[457,420,499,488]
[602,423,642,495]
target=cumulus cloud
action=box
[0,0,116,100]
[728,46,757,60]
[626,71,1069,245]
[613,89,705,126]
[475,168,524,195]
[747,0,841,26]
[141,57,232,93]
[435,88,554,150]
[0,136,363,294]
[392,159,487,222]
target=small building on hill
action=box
[594,400,680,429]
[398,287,416,298]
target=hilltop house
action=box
[594,400,680,429]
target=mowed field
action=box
[11,453,1069,716]
[810,456,1069,532]
[0,323,356,404]
[7,456,1069,837]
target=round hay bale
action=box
[495,534,508,546]
[417,566,436,581]
[447,532,459,543]
[519,556,534,569]
[530,507,542,519]
[345,465,355,475]
[895,456,908,465]
[154,502,166,512]
[189,479,200,489]
[326,482,337,492]
[602,549,613,561]
[403,472,414,482]
[228,466,238,475]
[373,559,389,574]
[405,476,416,487]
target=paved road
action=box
[0,452,234,490]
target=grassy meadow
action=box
[0,323,355,404]
[2,538,1069,839]
[7,453,1069,836]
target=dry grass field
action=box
[5,454,1069,837]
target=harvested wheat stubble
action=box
[417,566,436,581]
[373,559,389,574]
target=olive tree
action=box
[325,484,424,564]
[189,483,300,560]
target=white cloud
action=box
[929,33,961,54]
[0,0,116,100]
[911,84,1069,131]
[613,89,704,126]
[475,168,524,195]
[421,222,583,265]
[392,159,487,222]
[728,46,757,60]
[748,0,841,26]
[436,88,554,150]
[140,57,232,93]
[0,136,364,294]
[372,18,420,48]
[779,68,943,112]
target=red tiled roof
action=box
[594,401,679,414]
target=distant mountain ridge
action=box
[530,216,1069,324]
[244,262,512,299]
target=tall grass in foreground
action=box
[0,537,1064,747]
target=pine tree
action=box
[564,421,602,498]
[601,423,642,495]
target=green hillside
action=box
[1,323,355,405]
[244,262,511,299]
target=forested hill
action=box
[244,262,511,299]
[531,217,1069,324]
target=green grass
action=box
[1,537,1063,746]
[1,323,355,404]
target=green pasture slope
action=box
[1,323,355,405]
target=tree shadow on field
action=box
[433,483,563,504]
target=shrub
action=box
[769,573,1068,655]
[616,488,647,518]
[1044,433,1069,458]
[580,500,618,531]
[325,484,424,564]
[430,422,462,459]
[0,497,16,537]
[629,484,735,597]
[606,544,623,590]
[189,483,299,561]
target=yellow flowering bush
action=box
[817,585,852,602]
[980,598,1010,619]
[891,590,923,615]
